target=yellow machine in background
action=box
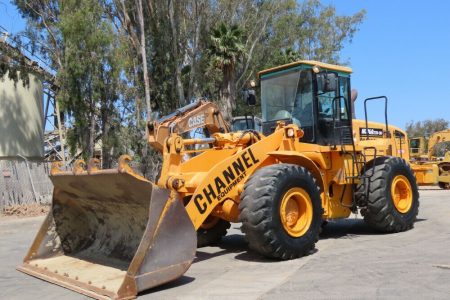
[18,61,419,299]
[409,136,426,160]
[409,130,450,189]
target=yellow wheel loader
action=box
[18,60,419,299]
[409,130,450,189]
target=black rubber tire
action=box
[239,164,323,260]
[197,218,230,247]
[438,162,450,190]
[438,182,450,190]
[357,157,419,233]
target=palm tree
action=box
[208,23,245,121]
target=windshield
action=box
[409,138,420,149]
[232,119,254,131]
[261,70,299,121]
[261,69,313,127]
[232,118,262,132]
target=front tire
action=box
[197,217,230,247]
[438,182,450,190]
[358,157,419,232]
[438,162,450,190]
[239,164,322,260]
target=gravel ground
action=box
[1,187,449,299]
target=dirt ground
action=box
[1,187,450,299]
[1,203,50,218]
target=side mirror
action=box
[317,73,337,93]
[244,89,257,106]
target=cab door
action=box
[315,73,352,146]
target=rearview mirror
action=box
[244,89,257,106]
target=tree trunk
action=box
[218,67,235,122]
[101,103,112,169]
[136,0,152,121]
[187,0,203,100]
[168,0,185,106]
[89,104,96,159]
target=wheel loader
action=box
[147,99,230,152]
[409,130,450,189]
[18,60,420,299]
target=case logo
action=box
[188,114,205,128]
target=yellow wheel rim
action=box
[391,175,413,213]
[279,187,313,237]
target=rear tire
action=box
[438,182,449,190]
[358,157,419,233]
[197,218,230,247]
[239,164,322,260]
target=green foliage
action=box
[0,35,41,87]
[207,22,246,120]
[58,0,124,166]
[272,48,302,66]
[11,0,366,173]
[209,23,245,69]
[406,119,449,138]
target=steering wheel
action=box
[274,110,292,120]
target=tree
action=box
[10,0,367,175]
[405,119,449,138]
[58,0,124,167]
[203,0,365,117]
[0,37,37,87]
[13,0,128,167]
[208,22,245,121]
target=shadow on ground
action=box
[320,218,379,240]
[139,275,196,297]
[320,217,427,239]
[132,216,429,297]
[195,217,425,263]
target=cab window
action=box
[338,76,350,120]
[292,70,314,142]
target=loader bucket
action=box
[17,156,196,300]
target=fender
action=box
[266,151,325,193]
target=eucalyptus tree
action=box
[13,0,126,167]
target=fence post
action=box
[17,155,38,203]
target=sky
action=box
[321,0,450,129]
[1,1,450,130]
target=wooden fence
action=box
[0,158,160,210]
[0,160,53,209]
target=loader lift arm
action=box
[427,129,450,160]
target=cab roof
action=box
[258,60,352,78]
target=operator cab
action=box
[258,61,353,146]
[232,115,263,132]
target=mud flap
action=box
[17,157,196,300]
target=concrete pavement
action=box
[1,188,449,299]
